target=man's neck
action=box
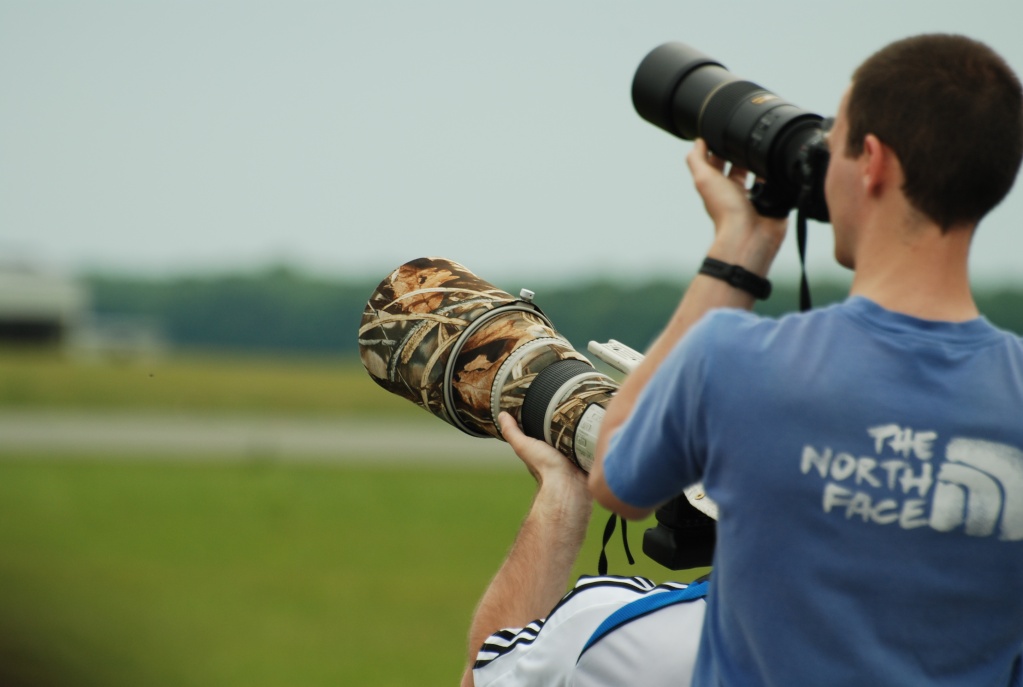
[847,216,979,322]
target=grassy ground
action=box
[0,350,706,685]
[0,456,688,687]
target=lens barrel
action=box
[632,42,830,221]
[631,43,725,140]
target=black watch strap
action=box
[698,257,772,300]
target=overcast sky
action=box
[2,0,1022,288]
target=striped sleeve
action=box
[474,620,546,667]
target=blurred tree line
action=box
[84,266,1023,355]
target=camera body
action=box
[645,495,717,571]
[633,42,830,221]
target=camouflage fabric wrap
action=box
[452,328,587,439]
[359,257,516,430]
[549,378,617,470]
[358,256,619,467]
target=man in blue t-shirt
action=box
[589,34,1023,685]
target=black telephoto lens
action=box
[632,42,830,221]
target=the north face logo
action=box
[930,438,1023,541]
[801,425,1023,540]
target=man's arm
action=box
[589,139,789,517]
[460,412,593,687]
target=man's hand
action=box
[687,138,788,276]
[498,412,589,496]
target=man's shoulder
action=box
[472,576,707,686]
[694,301,842,348]
[700,300,842,330]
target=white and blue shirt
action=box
[473,575,707,686]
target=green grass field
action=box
[0,350,704,685]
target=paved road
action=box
[0,411,514,467]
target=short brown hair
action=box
[847,34,1023,229]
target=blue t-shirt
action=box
[604,297,1023,686]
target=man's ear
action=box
[861,133,891,195]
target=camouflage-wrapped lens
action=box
[358,257,618,471]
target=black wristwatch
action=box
[698,257,772,300]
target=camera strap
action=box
[597,513,635,576]
[796,209,813,312]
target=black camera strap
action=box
[597,513,635,576]
[796,209,813,312]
